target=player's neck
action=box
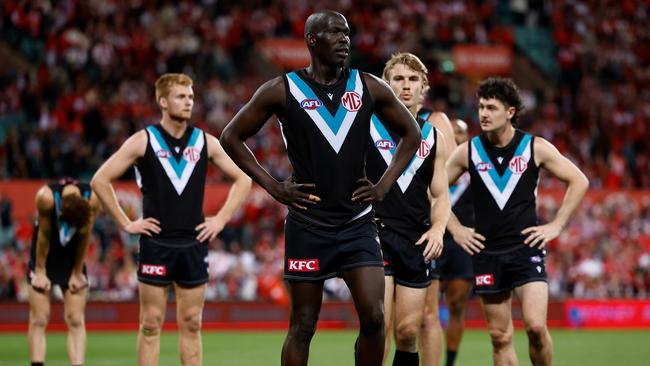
[305,62,344,86]
[409,104,422,119]
[160,117,188,139]
[485,124,515,147]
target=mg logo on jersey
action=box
[375,139,395,150]
[341,91,362,112]
[475,274,494,286]
[300,99,322,110]
[288,259,319,272]
[416,140,431,159]
[475,162,493,172]
[156,149,171,159]
[141,264,167,276]
[509,156,528,174]
[183,147,200,163]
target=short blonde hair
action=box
[155,73,193,103]
[382,52,430,94]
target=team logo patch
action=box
[183,147,201,163]
[341,91,362,112]
[288,259,319,272]
[416,140,431,159]
[156,149,171,159]
[475,274,494,286]
[140,264,167,276]
[509,156,528,174]
[300,99,322,110]
[475,162,493,172]
[375,139,395,150]
[530,256,542,263]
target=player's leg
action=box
[443,279,472,366]
[419,279,442,366]
[281,280,324,366]
[342,266,385,366]
[514,282,552,366]
[392,285,426,365]
[480,292,517,366]
[175,283,206,366]
[28,286,50,364]
[382,275,395,365]
[137,282,168,366]
[63,286,88,365]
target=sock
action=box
[446,350,458,366]
[31,363,44,366]
[392,350,418,366]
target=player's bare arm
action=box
[68,193,100,293]
[428,112,457,157]
[195,134,253,242]
[91,131,161,236]
[352,73,421,203]
[522,137,589,248]
[31,186,54,292]
[445,142,485,255]
[416,130,450,261]
[220,77,321,210]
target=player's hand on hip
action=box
[196,215,227,243]
[68,272,87,294]
[124,217,161,236]
[522,223,562,249]
[416,228,444,261]
[351,178,385,203]
[452,226,485,255]
[270,180,320,210]
[31,272,51,292]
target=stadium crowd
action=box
[0,0,649,301]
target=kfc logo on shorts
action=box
[183,147,200,162]
[475,274,494,286]
[509,156,528,174]
[156,149,171,159]
[416,140,431,159]
[140,264,167,276]
[300,99,322,110]
[375,140,395,150]
[288,259,319,272]
[341,91,362,112]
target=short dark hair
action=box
[60,194,91,228]
[477,77,525,125]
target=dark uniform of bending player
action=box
[28,178,99,366]
[219,10,421,366]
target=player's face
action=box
[478,97,514,132]
[311,16,350,67]
[387,63,426,109]
[161,84,194,122]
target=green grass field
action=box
[1,329,648,365]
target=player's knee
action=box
[358,309,384,337]
[179,313,202,334]
[421,304,439,327]
[64,312,84,329]
[140,314,164,337]
[394,321,418,347]
[489,328,513,350]
[447,299,466,317]
[30,311,50,329]
[525,322,548,344]
[288,311,318,342]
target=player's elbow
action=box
[219,125,238,154]
[574,171,590,194]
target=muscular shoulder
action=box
[35,185,54,214]
[253,76,286,107]
[361,72,393,102]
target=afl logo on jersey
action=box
[341,91,362,112]
[416,140,431,159]
[183,147,201,163]
[156,149,171,159]
[509,156,528,174]
[375,140,395,150]
[300,99,322,110]
[475,162,493,172]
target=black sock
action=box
[31,363,44,366]
[392,350,418,366]
[445,349,458,366]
